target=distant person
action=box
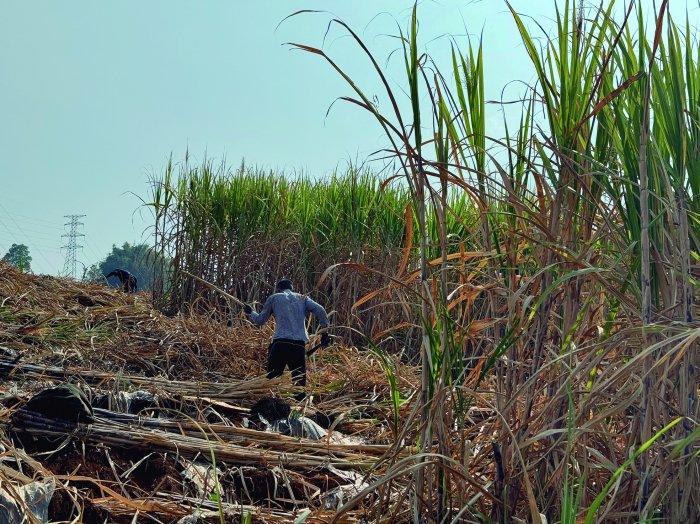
[105,268,137,293]
[244,279,330,399]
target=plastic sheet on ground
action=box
[0,478,55,524]
[270,416,327,440]
[181,460,220,498]
[321,465,369,510]
[93,389,158,414]
[267,415,365,445]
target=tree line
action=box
[2,242,160,291]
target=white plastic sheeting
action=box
[0,478,55,524]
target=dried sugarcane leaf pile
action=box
[0,263,418,523]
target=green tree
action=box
[2,243,32,272]
[96,243,159,291]
[82,263,104,283]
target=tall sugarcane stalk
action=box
[143,2,700,520]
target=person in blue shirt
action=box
[244,279,330,397]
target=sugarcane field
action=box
[1,1,699,523]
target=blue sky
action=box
[0,1,694,275]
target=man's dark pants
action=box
[267,339,306,395]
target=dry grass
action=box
[3,264,692,523]
[0,263,419,523]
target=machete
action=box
[181,270,247,308]
[307,335,336,357]
[306,341,324,357]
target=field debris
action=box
[0,263,416,522]
[0,477,55,523]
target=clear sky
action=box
[1,1,694,275]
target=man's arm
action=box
[305,297,329,327]
[248,296,274,326]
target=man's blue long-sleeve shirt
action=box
[247,290,329,343]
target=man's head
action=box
[276,278,293,292]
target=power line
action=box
[0,203,57,272]
[0,212,63,229]
[0,231,62,249]
[5,225,61,237]
[82,235,105,267]
[61,214,86,279]
[0,215,22,246]
[0,240,61,253]
[0,228,57,243]
[0,216,59,275]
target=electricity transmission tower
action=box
[61,214,86,278]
